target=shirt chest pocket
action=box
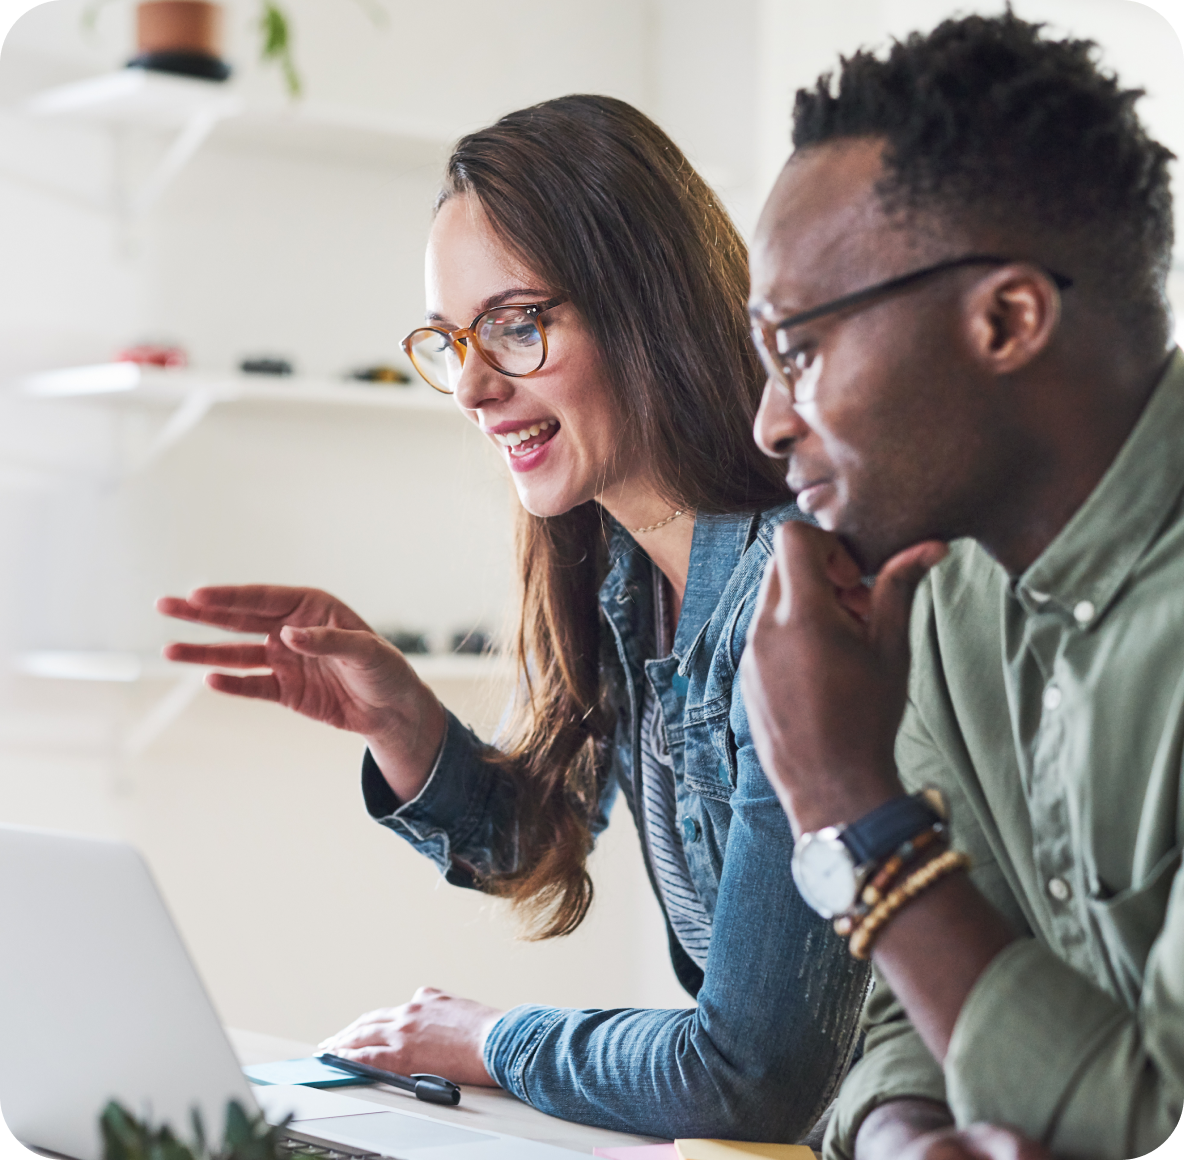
[1085,842,1181,1009]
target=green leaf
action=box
[189,1108,208,1159]
[258,1,303,99]
[101,1099,289,1160]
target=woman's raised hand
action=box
[156,585,446,801]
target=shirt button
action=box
[1047,876,1072,902]
[1073,600,1096,625]
[1043,685,1063,710]
[681,816,701,844]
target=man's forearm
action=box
[871,871,1015,1062]
[854,1097,954,1160]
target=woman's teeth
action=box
[494,420,555,451]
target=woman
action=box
[158,95,868,1144]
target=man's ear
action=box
[964,264,1062,374]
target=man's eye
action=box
[784,345,816,377]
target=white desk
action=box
[229,1029,664,1156]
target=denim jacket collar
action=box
[599,511,764,666]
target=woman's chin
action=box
[513,482,589,519]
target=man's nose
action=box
[753,378,808,458]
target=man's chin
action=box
[826,514,893,576]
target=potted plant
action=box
[85,0,385,97]
[100,1098,290,1160]
[129,1,231,81]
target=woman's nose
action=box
[753,377,808,459]
[453,348,512,412]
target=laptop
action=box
[0,824,585,1160]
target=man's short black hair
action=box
[792,9,1175,333]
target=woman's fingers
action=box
[318,1009,398,1045]
[156,596,279,635]
[162,641,269,668]
[323,1019,399,1050]
[205,672,282,701]
[187,585,306,618]
[280,625,390,667]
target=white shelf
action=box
[25,69,452,170]
[15,363,458,413]
[11,364,460,479]
[12,649,503,684]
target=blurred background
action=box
[0,0,1179,1047]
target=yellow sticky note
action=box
[674,1141,816,1160]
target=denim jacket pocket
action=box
[1085,842,1181,1009]
[683,694,739,790]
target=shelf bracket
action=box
[121,674,204,759]
[123,386,217,476]
[128,107,224,218]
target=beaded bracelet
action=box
[847,849,972,961]
[861,824,946,908]
[832,823,948,939]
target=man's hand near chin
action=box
[855,1101,1054,1160]
[739,521,948,837]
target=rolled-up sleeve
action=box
[945,916,1184,1159]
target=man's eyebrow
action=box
[426,287,552,326]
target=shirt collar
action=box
[1014,349,1184,627]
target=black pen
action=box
[317,1052,461,1106]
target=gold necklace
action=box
[630,509,685,535]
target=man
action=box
[740,12,1182,1160]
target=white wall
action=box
[0,0,1179,1046]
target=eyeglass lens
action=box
[753,325,797,390]
[407,306,547,393]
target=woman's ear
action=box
[964,264,1062,374]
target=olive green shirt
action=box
[826,350,1184,1160]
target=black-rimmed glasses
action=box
[401,296,568,395]
[752,255,1074,391]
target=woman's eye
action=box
[487,320,542,348]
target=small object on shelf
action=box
[451,630,493,656]
[117,343,188,368]
[239,356,294,376]
[128,1,232,82]
[381,630,430,655]
[348,364,412,385]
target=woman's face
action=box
[425,194,643,518]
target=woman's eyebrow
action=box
[425,287,552,325]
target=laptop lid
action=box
[0,824,259,1160]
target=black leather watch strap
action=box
[839,794,942,865]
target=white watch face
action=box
[793,831,859,918]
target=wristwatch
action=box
[791,792,946,919]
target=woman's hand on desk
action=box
[156,584,445,802]
[316,986,504,1087]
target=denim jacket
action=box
[361,505,869,1142]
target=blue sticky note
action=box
[243,1057,373,1088]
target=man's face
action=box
[749,139,998,571]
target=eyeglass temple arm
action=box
[772,255,1073,336]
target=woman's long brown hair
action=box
[440,95,785,938]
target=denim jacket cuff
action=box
[482,1004,568,1102]
[361,709,495,882]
